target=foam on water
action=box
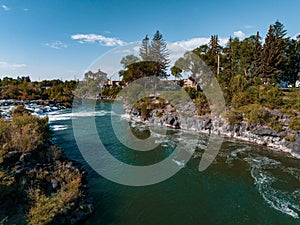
[245,156,300,219]
[48,110,113,122]
[172,159,185,167]
[50,125,69,131]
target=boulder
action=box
[252,127,280,137]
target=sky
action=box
[0,0,300,81]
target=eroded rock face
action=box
[125,102,299,158]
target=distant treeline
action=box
[0,76,77,107]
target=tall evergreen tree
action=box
[149,30,170,78]
[140,35,150,61]
[222,37,234,84]
[205,35,222,75]
[250,32,262,80]
[208,35,221,57]
[260,25,283,82]
[284,38,300,86]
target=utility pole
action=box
[217,54,220,76]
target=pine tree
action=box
[284,38,300,86]
[206,35,222,75]
[250,32,262,80]
[149,30,170,79]
[140,35,150,61]
[208,35,221,57]
[222,37,233,83]
[260,25,283,83]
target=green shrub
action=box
[240,104,270,125]
[27,168,82,225]
[231,91,255,109]
[289,116,300,131]
[195,92,210,116]
[261,86,283,108]
[184,86,197,99]
[268,116,283,131]
[227,110,243,125]
[229,74,249,94]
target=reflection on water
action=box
[50,101,300,225]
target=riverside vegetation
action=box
[0,77,77,108]
[0,19,299,224]
[118,23,300,156]
[0,107,93,225]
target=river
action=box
[49,101,300,225]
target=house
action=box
[84,69,108,82]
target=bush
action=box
[239,104,270,125]
[27,167,82,225]
[260,86,283,108]
[227,110,243,125]
[229,75,249,95]
[11,123,42,153]
[12,114,51,142]
[195,92,210,116]
[231,91,255,109]
[268,116,283,131]
[289,116,300,131]
[247,107,270,125]
[184,86,197,99]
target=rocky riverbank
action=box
[124,99,300,159]
[1,150,94,225]
[0,104,93,224]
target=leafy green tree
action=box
[120,55,140,67]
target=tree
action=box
[120,55,140,67]
[119,61,160,83]
[284,38,300,86]
[250,32,262,80]
[208,35,222,57]
[120,31,170,83]
[206,35,222,75]
[260,25,283,82]
[140,35,150,61]
[149,30,170,79]
[170,65,183,79]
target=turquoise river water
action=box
[49,101,300,225]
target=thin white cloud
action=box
[1,5,10,11]
[71,34,126,46]
[23,8,29,11]
[0,61,27,70]
[44,41,68,49]
[234,30,246,39]
[244,25,254,29]
[172,37,228,50]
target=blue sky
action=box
[0,0,299,81]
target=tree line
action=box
[118,22,300,125]
[0,76,77,107]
